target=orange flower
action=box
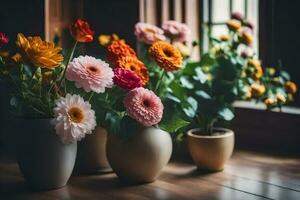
[16,33,63,69]
[70,19,94,43]
[285,81,297,94]
[149,41,183,71]
[116,56,149,86]
[107,40,136,65]
[220,34,230,41]
[226,19,241,32]
[240,31,253,46]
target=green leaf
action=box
[165,93,181,103]
[182,97,198,118]
[169,80,186,102]
[218,107,234,121]
[104,112,122,135]
[159,113,190,133]
[183,62,200,75]
[199,53,215,66]
[180,76,194,89]
[193,68,208,84]
[280,71,291,81]
[195,90,211,99]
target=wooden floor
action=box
[0,151,299,200]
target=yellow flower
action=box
[16,33,64,69]
[244,86,252,99]
[240,31,253,46]
[285,81,297,94]
[211,46,221,54]
[266,67,276,76]
[248,59,263,80]
[98,33,120,47]
[276,93,286,104]
[226,19,241,32]
[173,42,191,57]
[206,73,213,81]
[220,34,230,41]
[271,77,280,85]
[264,98,274,107]
[250,83,266,97]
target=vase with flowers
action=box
[95,22,193,182]
[0,19,104,190]
[181,13,297,171]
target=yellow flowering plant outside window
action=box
[180,14,297,135]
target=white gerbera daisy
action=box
[52,94,97,143]
[66,55,114,93]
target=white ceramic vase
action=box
[106,126,172,183]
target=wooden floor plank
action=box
[1,151,300,200]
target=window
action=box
[201,0,259,56]
[138,0,200,60]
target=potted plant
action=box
[182,13,297,171]
[0,19,100,190]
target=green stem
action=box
[154,70,166,92]
[88,92,94,102]
[58,41,78,90]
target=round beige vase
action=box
[74,126,111,174]
[106,126,172,183]
[187,128,234,171]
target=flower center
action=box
[130,66,136,71]
[88,66,100,74]
[143,99,151,108]
[163,49,173,57]
[145,28,156,34]
[68,107,84,123]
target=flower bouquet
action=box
[181,13,297,171]
[0,19,105,189]
[92,21,194,183]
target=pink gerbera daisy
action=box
[134,22,166,45]
[66,55,114,93]
[162,21,191,42]
[124,88,164,126]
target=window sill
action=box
[233,100,300,115]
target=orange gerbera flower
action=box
[116,56,149,86]
[107,40,136,65]
[149,41,182,71]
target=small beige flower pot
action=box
[106,126,172,183]
[74,126,111,174]
[187,128,234,171]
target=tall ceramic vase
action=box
[107,126,172,183]
[74,126,111,174]
[17,119,77,190]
